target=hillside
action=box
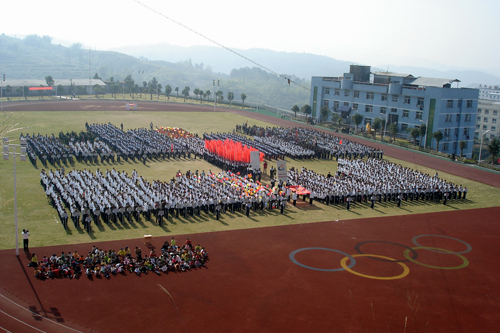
[0,34,309,110]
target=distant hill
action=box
[0,34,309,110]
[110,43,500,87]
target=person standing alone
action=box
[22,229,30,251]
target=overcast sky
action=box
[4,0,500,75]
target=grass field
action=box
[1,110,499,250]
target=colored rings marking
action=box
[412,235,472,255]
[354,241,418,263]
[403,247,469,270]
[289,248,356,272]
[340,254,410,280]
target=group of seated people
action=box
[29,238,208,280]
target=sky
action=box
[4,0,500,75]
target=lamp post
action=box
[3,137,27,256]
[478,129,492,163]
[419,119,428,149]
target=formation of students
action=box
[41,167,290,229]
[287,158,468,209]
[30,238,209,280]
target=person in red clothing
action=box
[263,161,268,174]
[185,238,192,250]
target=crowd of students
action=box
[287,158,468,209]
[29,238,208,280]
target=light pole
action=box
[419,119,428,149]
[479,129,492,163]
[3,137,27,256]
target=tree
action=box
[16,87,22,100]
[182,86,190,101]
[300,104,312,118]
[77,86,86,98]
[57,84,64,97]
[205,89,211,101]
[194,88,200,101]
[352,113,364,133]
[432,130,444,151]
[93,73,100,80]
[124,75,135,96]
[241,93,247,108]
[5,85,11,101]
[458,140,467,157]
[487,137,500,164]
[216,90,223,104]
[175,87,179,98]
[93,84,101,98]
[388,123,398,141]
[419,124,427,147]
[409,127,420,145]
[320,106,331,123]
[372,118,382,137]
[157,83,162,100]
[165,85,172,101]
[291,105,299,119]
[227,91,234,106]
[45,75,54,87]
[23,86,29,100]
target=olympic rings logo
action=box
[289,234,472,280]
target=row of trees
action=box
[289,104,500,160]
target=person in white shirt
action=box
[22,229,30,251]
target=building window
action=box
[454,128,459,137]
[354,91,359,98]
[364,118,372,125]
[466,100,473,108]
[493,110,498,116]
[365,105,373,112]
[458,100,462,108]
[380,107,386,114]
[416,111,423,120]
[483,125,488,130]
[456,114,460,122]
[366,92,374,100]
[444,128,451,136]
[403,110,409,118]
[344,90,350,97]
[447,100,453,108]
[477,116,481,121]
[417,97,424,108]
[478,109,482,114]
[344,102,350,106]
[323,99,329,107]
[492,126,497,131]
[392,95,399,102]
[476,124,480,129]
[353,103,358,110]
[445,114,451,122]
[391,108,398,113]
[404,96,411,104]
[491,134,496,139]
[484,117,489,122]
[325,88,330,95]
[334,101,339,109]
[465,114,471,122]
[493,118,497,124]
[485,109,489,114]
[335,89,340,96]
[381,94,388,101]
[401,123,408,132]
[443,143,449,151]
[463,128,469,136]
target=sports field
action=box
[1,100,499,332]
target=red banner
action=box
[205,139,264,163]
[29,87,53,91]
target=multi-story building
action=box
[310,65,479,158]
[479,85,500,101]
[476,100,500,140]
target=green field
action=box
[1,110,498,250]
